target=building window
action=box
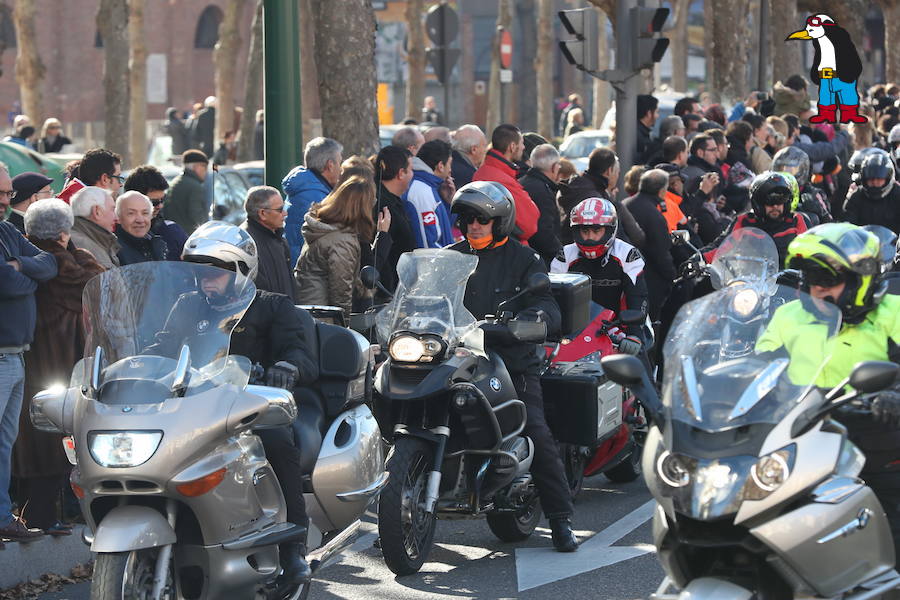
[195,5,224,49]
[95,30,103,48]
[0,5,15,49]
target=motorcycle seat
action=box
[292,387,325,475]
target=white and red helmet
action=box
[570,197,618,259]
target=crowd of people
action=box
[5,70,900,560]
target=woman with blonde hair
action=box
[295,175,376,317]
[37,118,72,154]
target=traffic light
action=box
[558,9,598,73]
[630,7,669,71]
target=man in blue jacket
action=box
[405,139,455,248]
[0,216,57,544]
[281,137,342,266]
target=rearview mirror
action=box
[360,265,379,290]
[600,354,645,386]
[849,361,899,394]
[671,230,690,245]
[618,309,646,325]
[244,385,298,429]
[526,272,551,295]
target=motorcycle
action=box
[30,262,387,600]
[599,239,900,599]
[372,249,549,576]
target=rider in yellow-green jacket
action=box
[756,222,900,554]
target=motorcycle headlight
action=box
[389,335,443,363]
[749,447,793,495]
[89,431,163,468]
[731,288,759,318]
[657,451,692,488]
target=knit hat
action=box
[182,149,209,164]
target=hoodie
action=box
[282,166,332,266]
[405,156,455,248]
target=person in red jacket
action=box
[473,123,540,242]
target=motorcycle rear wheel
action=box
[91,549,175,600]
[605,443,642,483]
[378,437,437,576]
[486,495,541,542]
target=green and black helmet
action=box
[786,223,886,324]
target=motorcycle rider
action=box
[550,197,647,353]
[153,221,316,585]
[771,145,832,224]
[448,181,579,553]
[755,222,900,555]
[843,150,900,232]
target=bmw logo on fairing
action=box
[197,319,210,332]
[490,377,502,392]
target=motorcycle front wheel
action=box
[91,549,175,599]
[486,494,541,542]
[378,437,437,576]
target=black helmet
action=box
[860,152,896,199]
[772,146,811,187]
[450,181,517,239]
[749,171,793,221]
[848,147,886,182]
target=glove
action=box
[871,390,900,427]
[618,335,642,356]
[266,361,299,390]
[517,308,546,323]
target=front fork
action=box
[151,499,178,600]
[423,402,451,514]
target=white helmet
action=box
[889,124,900,145]
[182,221,259,286]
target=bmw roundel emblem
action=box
[197,319,210,332]
[490,377,502,392]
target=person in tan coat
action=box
[294,176,375,318]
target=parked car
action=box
[233,160,264,187]
[209,166,251,225]
[0,142,67,192]
[559,129,614,173]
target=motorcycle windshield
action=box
[709,227,780,289]
[376,249,478,346]
[662,283,841,432]
[82,262,255,395]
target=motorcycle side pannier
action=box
[541,362,622,446]
[549,273,591,338]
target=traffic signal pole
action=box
[615,0,638,190]
[263,0,302,189]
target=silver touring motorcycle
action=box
[30,262,386,600]
[599,229,900,600]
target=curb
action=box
[0,526,93,590]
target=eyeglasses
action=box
[261,203,289,214]
[703,145,717,152]
[108,173,126,185]
[458,213,492,226]
[0,190,14,199]
[150,198,165,207]
[35,189,53,198]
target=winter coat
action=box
[163,108,189,155]
[12,238,104,479]
[294,213,360,318]
[473,150,540,242]
[7,209,25,235]
[843,185,900,233]
[750,142,772,174]
[241,217,298,301]
[190,106,215,156]
[164,168,207,234]
[36,135,72,154]
[150,217,188,261]
[0,221,57,350]
[70,216,120,270]
[115,225,168,265]
[282,166,331,265]
[556,172,646,248]
[405,157,454,248]
[622,192,676,319]
[773,81,811,116]
[518,167,562,264]
[451,150,477,188]
[376,184,416,295]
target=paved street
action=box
[38,476,664,600]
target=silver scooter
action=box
[30,262,387,600]
[601,261,900,599]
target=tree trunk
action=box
[771,0,803,84]
[310,0,379,157]
[404,0,425,122]
[237,0,263,162]
[708,0,751,103]
[535,0,554,140]
[214,0,246,146]
[593,9,611,129]
[128,0,147,166]
[13,0,45,131]
[97,0,130,164]
[670,0,690,92]
[516,0,537,132]
[299,0,322,141]
[878,0,900,84]
[486,0,512,134]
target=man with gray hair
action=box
[450,124,487,187]
[70,186,120,269]
[240,185,298,300]
[282,136,343,265]
[115,190,167,265]
[391,125,425,157]
[623,168,676,319]
[518,143,563,264]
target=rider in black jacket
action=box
[448,181,578,552]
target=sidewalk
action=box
[0,527,92,590]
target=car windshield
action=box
[376,249,478,347]
[662,284,841,432]
[82,262,255,393]
[559,134,610,158]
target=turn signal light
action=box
[176,468,227,497]
[70,481,85,500]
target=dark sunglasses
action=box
[458,213,492,226]
[762,194,791,206]
[150,198,165,207]
[803,267,844,288]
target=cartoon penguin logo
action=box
[786,14,866,125]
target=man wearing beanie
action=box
[8,172,53,234]
[164,149,209,234]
